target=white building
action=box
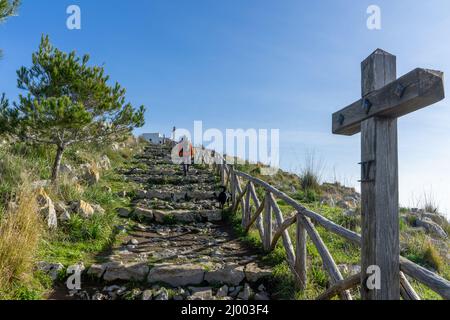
[141,133,166,145]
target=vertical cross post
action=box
[360,50,399,300]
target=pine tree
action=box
[0,35,146,181]
[0,0,20,58]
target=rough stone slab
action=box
[147,264,205,287]
[244,262,272,283]
[205,264,245,286]
[103,262,149,282]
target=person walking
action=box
[178,137,194,176]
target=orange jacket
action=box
[178,143,194,158]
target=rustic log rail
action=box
[212,161,450,300]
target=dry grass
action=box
[0,184,43,296]
[300,151,324,191]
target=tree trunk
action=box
[51,145,65,183]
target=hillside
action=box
[0,138,447,300]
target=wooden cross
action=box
[332,49,444,300]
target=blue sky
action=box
[1,0,450,215]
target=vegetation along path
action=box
[56,143,274,300]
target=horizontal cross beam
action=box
[332,68,444,136]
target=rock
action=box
[117,207,131,218]
[134,207,154,221]
[103,262,149,282]
[92,204,105,215]
[337,264,361,276]
[72,200,95,218]
[245,263,272,283]
[216,285,229,297]
[154,288,169,300]
[98,155,111,170]
[416,218,448,239]
[153,210,197,223]
[128,238,139,245]
[255,292,270,300]
[55,202,71,222]
[87,264,107,278]
[82,166,100,185]
[147,264,205,287]
[258,284,266,292]
[343,209,358,217]
[60,164,74,176]
[36,261,64,281]
[421,213,448,228]
[59,210,71,222]
[142,290,153,300]
[229,286,242,298]
[237,283,253,300]
[111,143,120,152]
[205,264,245,286]
[187,288,213,300]
[200,210,222,222]
[37,189,57,229]
[92,292,107,300]
[31,180,51,189]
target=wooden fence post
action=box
[295,213,307,290]
[263,191,272,251]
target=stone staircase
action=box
[71,143,273,300]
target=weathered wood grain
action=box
[269,194,296,267]
[400,256,450,300]
[400,271,421,300]
[317,273,361,300]
[230,167,450,300]
[234,170,361,245]
[360,50,400,300]
[333,68,445,135]
[298,215,352,300]
[295,213,307,290]
[263,191,272,251]
[270,213,296,251]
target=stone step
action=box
[136,189,217,202]
[89,261,272,288]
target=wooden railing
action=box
[212,161,450,300]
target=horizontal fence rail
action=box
[211,160,450,300]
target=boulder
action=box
[82,166,100,185]
[422,212,448,227]
[200,210,222,222]
[37,189,57,229]
[216,285,229,297]
[92,204,105,215]
[60,164,74,176]
[337,264,361,276]
[117,207,131,218]
[98,155,111,170]
[244,263,272,282]
[255,292,270,300]
[142,290,153,301]
[103,262,149,282]
[55,202,71,222]
[416,218,448,239]
[134,207,154,221]
[72,200,95,218]
[31,180,51,189]
[154,288,169,300]
[205,264,245,286]
[147,264,205,287]
[187,288,213,300]
[87,264,107,278]
[36,261,64,281]
[237,283,253,300]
